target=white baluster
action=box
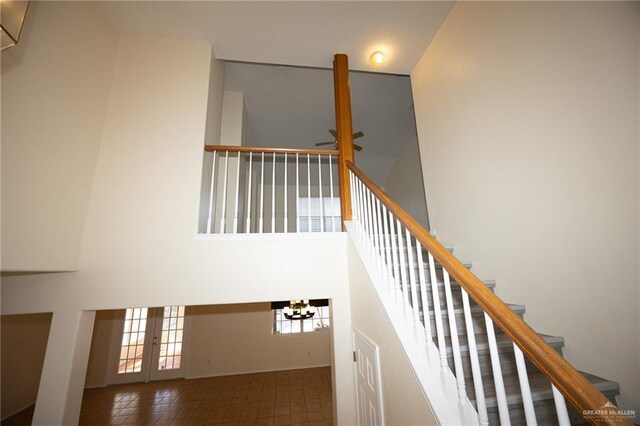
[368,191,377,252]
[296,153,299,233]
[359,180,368,237]
[427,253,448,370]
[206,151,216,234]
[349,171,355,221]
[405,230,421,340]
[388,211,402,303]
[416,242,433,344]
[461,289,489,426]
[329,155,335,232]
[318,155,324,232]
[219,151,229,233]
[513,343,538,425]
[443,269,467,400]
[307,154,311,232]
[365,188,375,253]
[375,200,386,278]
[245,152,252,233]
[233,152,241,234]
[271,152,276,233]
[381,205,393,290]
[357,179,366,236]
[371,198,382,266]
[552,385,571,426]
[367,190,377,256]
[484,313,511,426]
[259,152,264,234]
[396,220,410,318]
[284,153,288,233]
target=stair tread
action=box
[467,369,620,408]
[418,279,496,289]
[441,333,564,356]
[425,303,526,318]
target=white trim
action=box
[192,232,346,242]
[185,364,332,380]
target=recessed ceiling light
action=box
[369,51,384,66]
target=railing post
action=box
[333,53,354,230]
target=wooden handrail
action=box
[346,160,628,425]
[204,145,338,156]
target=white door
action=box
[107,306,187,384]
[353,328,385,426]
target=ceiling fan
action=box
[315,129,365,152]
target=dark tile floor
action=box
[2,367,334,426]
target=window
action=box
[273,305,331,334]
[118,307,148,373]
[298,197,341,232]
[115,305,186,376]
[158,305,185,370]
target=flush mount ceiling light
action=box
[369,51,385,66]
[1,0,29,51]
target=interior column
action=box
[32,309,96,425]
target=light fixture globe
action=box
[369,51,385,66]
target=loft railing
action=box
[201,145,341,234]
[346,160,629,426]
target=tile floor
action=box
[2,367,334,426]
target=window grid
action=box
[118,308,148,374]
[273,305,330,335]
[298,197,341,232]
[158,305,185,370]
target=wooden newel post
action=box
[333,54,354,230]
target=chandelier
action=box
[283,299,316,320]
[1,0,29,51]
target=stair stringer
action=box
[346,222,479,426]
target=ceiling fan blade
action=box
[354,144,364,152]
[315,141,336,146]
[353,131,364,139]
[328,129,337,138]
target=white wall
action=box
[384,135,429,229]
[186,303,331,378]
[347,240,437,425]
[1,33,356,424]
[198,56,226,232]
[1,2,118,271]
[1,313,52,419]
[411,1,640,412]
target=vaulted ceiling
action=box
[100,1,455,75]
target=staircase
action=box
[416,252,621,424]
[346,159,629,425]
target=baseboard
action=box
[185,364,331,380]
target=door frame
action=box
[105,306,190,385]
[352,327,385,426]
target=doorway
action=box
[107,306,187,384]
[353,327,384,426]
